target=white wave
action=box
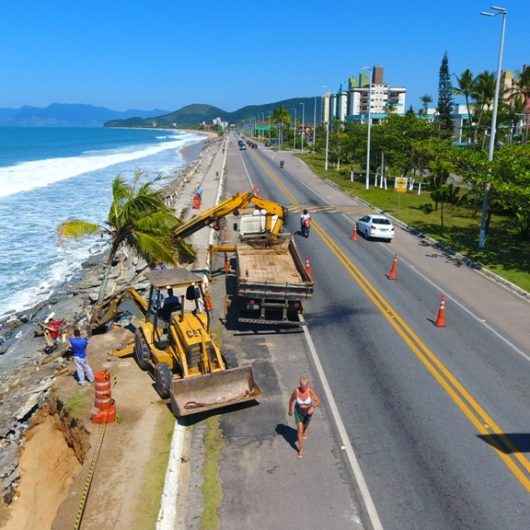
[0,240,103,319]
[0,132,204,198]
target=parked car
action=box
[357,214,395,241]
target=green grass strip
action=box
[299,152,530,293]
[200,416,224,530]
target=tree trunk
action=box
[440,201,444,228]
[97,249,116,305]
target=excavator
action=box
[173,191,285,242]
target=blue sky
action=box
[1,0,528,111]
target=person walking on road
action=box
[69,328,94,386]
[288,376,321,458]
[300,209,311,238]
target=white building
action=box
[336,87,348,122]
[322,92,331,124]
[323,66,406,124]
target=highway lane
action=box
[238,141,530,529]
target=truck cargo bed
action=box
[235,238,313,300]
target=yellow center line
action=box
[250,150,530,492]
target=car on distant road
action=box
[357,214,395,241]
[238,140,246,150]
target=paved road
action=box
[207,140,362,530]
[235,136,530,529]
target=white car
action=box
[357,214,395,241]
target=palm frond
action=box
[132,231,178,265]
[57,219,100,239]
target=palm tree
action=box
[471,71,496,144]
[58,174,193,304]
[453,69,475,139]
[419,94,433,115]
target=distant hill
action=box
[104,97,319,128]
[0,103,169,127]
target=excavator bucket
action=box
[170,366,261,417]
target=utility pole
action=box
[361,66,373,190]
[478,5,507,248]
[293,108,297,150]
[300,102,305,153]
[313,96,317,146]
[325,118,330,171]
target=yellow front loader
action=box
[97,268,261,417]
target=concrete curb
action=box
[156,423,186,530]
[295,158,530,305]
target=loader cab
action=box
[144,269,209,342]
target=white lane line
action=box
[259,149,529,363]
[299,314,384,530]
[247,147,382,528]
[238,146,254,189]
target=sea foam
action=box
[0,132,201,198]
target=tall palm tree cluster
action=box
[453,66,530,145]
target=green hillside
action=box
[104,97,319,128]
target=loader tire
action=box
[155,363,172,399]
[134,330,150,371]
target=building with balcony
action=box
[322,65,406,124]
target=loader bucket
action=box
[170,366,261,417]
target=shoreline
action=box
[0,132,224,506]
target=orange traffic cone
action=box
[434,296,447,328]
[386,255,398,280]
[351,226,358,241]
[304,256,312,278]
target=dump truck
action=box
[214,235,314,326]
[172,191,313,326]
[92,268,261,417]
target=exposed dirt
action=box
[0,406,84,530]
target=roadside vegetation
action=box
[200,416,224,530]
[133,410,175,530]
[257,60,530,291]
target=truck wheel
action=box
[154,363,172,399]
[134,330,150,371]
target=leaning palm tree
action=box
[419,94,433,115]
[453,69,475,140]
[58,174,194,304]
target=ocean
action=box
[0,126,205,319]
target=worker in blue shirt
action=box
[69,328,94,385]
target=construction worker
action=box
[161,288,181,321]
[288,376,321,458]
[300,209,311,238]
[69,328,94,386]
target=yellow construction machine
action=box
[100,268,261,417]
[173,191,286,241]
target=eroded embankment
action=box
[0,393,89,530]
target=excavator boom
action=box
[173,192,285,240]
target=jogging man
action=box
[69,328,94,385]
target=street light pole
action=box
[362,66,373,190]
[313,96,317,146]
[300,102,305,153]
[478,5,507,248]
[322,86,330,171]
[293,108,297,150]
